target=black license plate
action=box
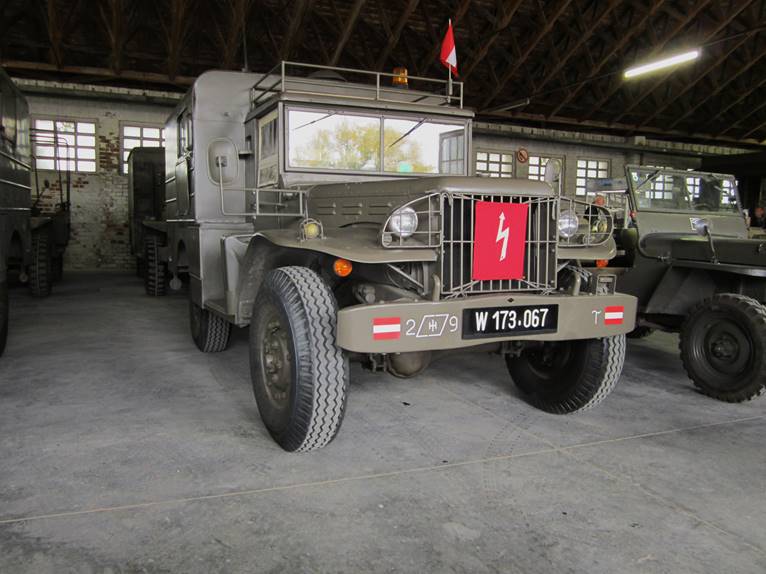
[462,304,559,339]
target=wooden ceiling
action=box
[1,0,765,146]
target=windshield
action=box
[627,167,739,214]
[287,107,466,175]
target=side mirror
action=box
[544,159,562,185]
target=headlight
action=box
[389,206,418,238]
[558,210,579,239]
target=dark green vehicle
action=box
[145,62,637,451]
[604,165,765,402]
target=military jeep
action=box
[602,165,766,402]
[144,62,636,451]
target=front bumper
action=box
[337,292,637,353]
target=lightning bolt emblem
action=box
[496,211,510,261]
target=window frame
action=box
[120,122,165,174]
[32,116,98,174]
[575,157,610,197]
[474,149,513,178]
[283,104,470,177]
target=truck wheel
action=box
[29,229,52,297]
[0,281,8,357]
[679,294,766,402]
[144,236,166,296]
[250,267,349,452]
[627,326,654,339]
[189,301,231,352]
[506,335,626,414]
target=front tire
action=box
[0,280,8,357]
[680,294,766,402]
[189,301,231,353]
[29,229,52,297]
[506,335,626,414]
[250,267,349,452]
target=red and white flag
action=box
[440,20,458,76]
[604,306,625,325]
[373,317,401,340]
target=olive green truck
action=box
[140,62,636,451]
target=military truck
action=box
[600,166,765,402]
[0,68,56,356]
[128,147,165,278]
[144,62,636,451]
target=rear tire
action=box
[144,236,166,296]
[0,280,8,357]
[506,335,626,414]
[29,229,52,297]
[679,294,766,402]
[189,301,231,353]
[250,267,349,452]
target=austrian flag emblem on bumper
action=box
[604,306,625,325]
[372,317,401,340]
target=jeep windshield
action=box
[628,167,739,214]
[286,107,467,175]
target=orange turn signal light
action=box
[333,258,353,277]
[596,259,609,268]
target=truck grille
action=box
[440,193,558,296]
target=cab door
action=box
[175,111,193,217]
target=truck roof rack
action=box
[250,61,464,111]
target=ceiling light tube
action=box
[624,50,700,79]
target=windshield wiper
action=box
[386,118,426,149]
[294,112,336,130]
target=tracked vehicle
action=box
[144,62,636,451]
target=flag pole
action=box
[447,19,453,98]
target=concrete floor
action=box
[1,273,765,574]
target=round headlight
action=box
[558,210,579,239]
[389,206,419,238]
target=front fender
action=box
[558,236,617,261]
[254,227,437,264]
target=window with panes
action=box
[527,155,555,181]
[33,118,97,173]
[576,159,609,196]
[121,125,165,173]
[475,151,513,177]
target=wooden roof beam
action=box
[459,0,523,82]
[668,45,766,130]
[547,0,668,118]
[374,0,420,71]
[328,0,366,65]
[281,0,313,61]
[480,0,572,109]
[583,0,714,121]
[630,32,754,128]
[613,0,754,125]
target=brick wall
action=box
[22,88,175,271]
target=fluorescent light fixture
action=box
[624,49,700,79]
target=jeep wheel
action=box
[680,294,766,402]
[506,335,626,414]
[144,236,166,296]
[0,280,8,357]
[189,301,231,353]
[627,326,654,339]
[29,229,52,297]
[250,267,349,452]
